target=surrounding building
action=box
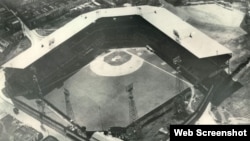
[0,4,22,55]
[0,1,248,141]
[1,5,241,141]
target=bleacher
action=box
[4,15,231,99]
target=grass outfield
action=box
[45,55,188,131]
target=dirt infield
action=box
[45,49,188,130]
[90,50,143,77]
[104,51,132,66]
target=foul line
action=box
[124,50,192,86]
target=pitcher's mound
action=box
[90,50,143,76]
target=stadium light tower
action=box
[173,56,184,94]
[64,88,76,122]
[63,88,88,136]
[32,67,46,130]
[126,83,138,123]
[126,83,141,140]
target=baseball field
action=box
[44,48,188,130]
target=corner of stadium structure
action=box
[1,5,243,140]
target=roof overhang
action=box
[3,6,232,69]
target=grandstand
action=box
[1,5,241,140]
[3,6,232,98]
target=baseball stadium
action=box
[1,5,242,141]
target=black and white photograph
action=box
[0,0,250,141]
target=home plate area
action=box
[90,50,143,77]
[45,48,188,130]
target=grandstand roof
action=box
[3,6,232,69]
